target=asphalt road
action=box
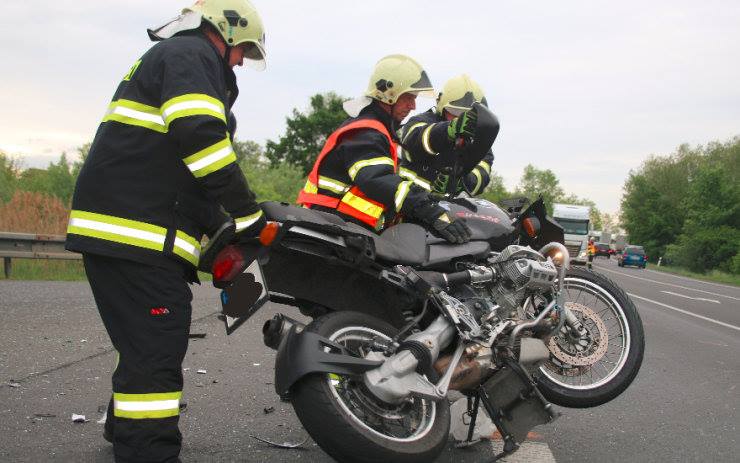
[1,259,738,462]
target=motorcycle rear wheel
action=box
[535,267,645,408]
[291,311,450,463]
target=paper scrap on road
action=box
[661,291,720,304]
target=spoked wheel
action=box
[291,311,450,463]
[535,267,645,408]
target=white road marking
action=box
[596,266,740,301]
[490,440,556,462]
[628,293,740,332]
[644,267,740,291]
[660,291,721,304]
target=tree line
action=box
[2,92,605,235]
[621,137,739,274]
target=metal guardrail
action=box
[0,232,81,278]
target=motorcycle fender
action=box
[274,325,383,395]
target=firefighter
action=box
[297,55,472,244]
[398,74,498,196]
[65,1,267,460]
[587,237,597,269]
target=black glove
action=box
[411,201,472,244]
[447,106,478,142]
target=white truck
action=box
[552,203,591,263]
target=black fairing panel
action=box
[442,199,515,252]
[421,241,491,270]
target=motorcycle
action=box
[201,189,645,462]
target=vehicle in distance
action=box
[618,245,647,268]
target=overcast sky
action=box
[2,0,739,213]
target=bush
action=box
[0,190,69,234]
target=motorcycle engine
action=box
[488,245,558,315]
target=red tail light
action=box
[212,245,245,282]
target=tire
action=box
[535,267,644,408]
[290,311,450,463]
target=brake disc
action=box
[548,302,609,366]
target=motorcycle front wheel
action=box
[535,267,645,408]
[291,311,450,463]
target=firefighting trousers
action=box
[83,253,192,463]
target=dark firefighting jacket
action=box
[297,102,430,231]
[66,32,262,273]
[399,109,494,196]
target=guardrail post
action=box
[3,257,10,279]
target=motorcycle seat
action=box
[260,202,489,267]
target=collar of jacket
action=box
[358,100,398,141]
[177,30,239,107]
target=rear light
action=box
[522,216,540,238]
[259,222,280,246]
[212,245,246,283]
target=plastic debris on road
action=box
[263,406,275,414]
[197,369,207,374]
[72,414,89,423]
[250,434,309,449]
[97,411,107,425]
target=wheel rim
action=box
[324,325,437,443]
[540,277,631,390]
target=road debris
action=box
[188,333,207,339]
[197,369,207,374]
[263,406,275,414]
[72,414,89,423]
[97,411,107,425]
[34,413,56,418]
[250,434,309,449]
[8,381,21,388]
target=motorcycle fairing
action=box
[274,324,383,395]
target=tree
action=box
[265,93,348,174]
[514,164,564,214]
[0,151,20,202]
[622,136,740,271]
[17,154,75,205]
[479,172,510,205]
[71,143,91,180]
[235,138,304,203]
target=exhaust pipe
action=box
[262,314,305,350]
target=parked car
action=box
[595,242,611,258]
[618,245,647,268]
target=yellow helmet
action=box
[435,74,487,116]
[148,0,267,70]
[344,54,434,116]
[365,54,434,104]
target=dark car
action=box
[595,242,611,258]
[618,245,647,268]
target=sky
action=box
[1,0,739,214]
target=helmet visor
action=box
[408,70,435,98]
[241,40,267,71]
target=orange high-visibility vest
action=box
[296,119,398,229]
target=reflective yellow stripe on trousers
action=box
[113,391,182,419]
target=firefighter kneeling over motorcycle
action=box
[398,74,499,197]
[297,55,491,243]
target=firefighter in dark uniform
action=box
[65,1,267,461]
[297,55,472,243]
[398,74,497,196]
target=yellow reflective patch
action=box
[341,191,383,218]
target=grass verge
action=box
[3,259,87,281]
[650,264,740,287]
[2,259,215,283]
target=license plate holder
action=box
[220,259,269,335]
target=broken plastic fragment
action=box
[72,414,89,423]
[197,369,207,374]
[250,434,309,449]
